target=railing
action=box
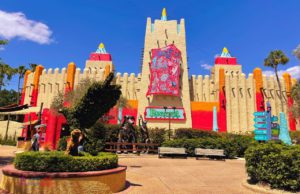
[105,142,159,153]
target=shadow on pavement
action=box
[0,156,14,167]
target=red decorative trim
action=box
[2,165,127,179]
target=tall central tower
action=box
[137,9,192,129]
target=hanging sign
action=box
[146,44,181,97]
[144,107,186,120]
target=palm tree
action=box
[29,63,37,72]
[293,44,300,60]
[0,63,16,91]
[0,40,8,45]
[16,65,27,103]
[264,50,289,112]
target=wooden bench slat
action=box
[195,148,225,158]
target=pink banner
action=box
[147,44,181,97]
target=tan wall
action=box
[0,121,22,139]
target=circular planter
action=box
[0,164,127,194]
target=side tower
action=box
[137,8,192,129]
[85,43,114,76]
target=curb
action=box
[241,180,293,194]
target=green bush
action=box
[149,128,166,145]
[162,134,255,158]
[104,124,120,142]
[57,136,68,151]
[174,128,220,139]
[14,151,118,172]
[0,135,17,146]
[245,142,300,192]
[290,131,300,144]
[84,122,107,155]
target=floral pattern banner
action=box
[147,44,181,97]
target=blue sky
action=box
[0,0,299,90]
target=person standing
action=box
[31,129,40,151]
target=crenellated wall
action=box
[22,62,112,109]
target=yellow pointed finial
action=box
[223,47,228,54]
[162,8,167,17]
[99,43,105,49]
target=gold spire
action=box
[99,43,105,49]
[162,8,167,17]
[222,47,228,54]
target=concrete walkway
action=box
[117,154,255,194]
[0,146,255,194]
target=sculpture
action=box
[65,129,83,156]
[117,115,137,153]
[139,115,151,153]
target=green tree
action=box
[0,63,16,91]
[16,65,27,103]
[0,40,8,45]
[0,40,15,91]
[53,73,121,132]
[29,63,37,72]
[264,50,289,112]
[293,44,300,60]
[0,89,18,106]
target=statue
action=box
[139,115,151,153]
[65,129,83,156]
[117,115,137,154]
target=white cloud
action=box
[263,65,300,79]
[0,10,53,44]
[201,63,213,70]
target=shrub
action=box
[162,135,255,158]
[174,128,220,139]
[84,122,107,155]
[14,151,118,172]
[149,128,166,145]
[245,142,300,192]
[0,135,17,146]
[104,124,120,142]
[290,131,300,144]
[57,136,68,151]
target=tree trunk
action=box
[5,114,10,141]
[17,75,21,104]
[275,66,284,112]
[0,77,3,91]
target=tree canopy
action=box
[264,50,289,112]
[53,73,121,131]
[0,89,18,107]
[293,44,300,60]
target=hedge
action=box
[162,134,255,158]
[174,128,220,139]
[245,142,300,192]
[14,151,118,172]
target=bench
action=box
[195,148,225,160]
[158,147,187,158]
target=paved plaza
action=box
[0,146,255,194]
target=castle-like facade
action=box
[14,9,299,147]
